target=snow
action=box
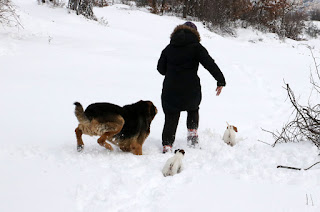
[1,1,320,211]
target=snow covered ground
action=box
[0,1,320,211]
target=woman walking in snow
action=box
[157,22,226,153]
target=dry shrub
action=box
[68,0,96,20]
[0,0,21,27]
[264,49,320,153]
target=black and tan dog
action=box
[74,100,157,155]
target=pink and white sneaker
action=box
[162,145,172,154]
[187,129,200,148]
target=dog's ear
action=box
[142,101,157,123]
[233,126,238,132]
[133,100,148,113]
[174,149,185,155]
[148,101,157,118]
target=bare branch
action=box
[257,139,272,146]
[277,161,320,170]
[0,0,23,28]
[263,50,320,153]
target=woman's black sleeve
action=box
[198,44,226,86]
[157,47,168,75]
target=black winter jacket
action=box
[157,25,226,113]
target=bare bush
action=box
[39,0,66,7]
[0,0,21,27]
[93,0,108,7]
[128,0,308,40]
[280,10,306,40]
[266,84,320,148]
[134,0,147,6]
[98,16,108,26]
[247,0,306,40]
[264,49,320,152]
[310,8,320,21]
[305,22,320,39]
[149,0,158,14]
[68,0,96,20]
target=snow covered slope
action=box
[0,1,319,211]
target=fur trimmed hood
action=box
[170,25,201,44]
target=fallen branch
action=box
[277,161,320,170]
[262,49,320,153]
[257,139,272,146]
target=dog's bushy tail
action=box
[74,102,89,123]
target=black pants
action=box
[162,110,199,146]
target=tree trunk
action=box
[151,0,158,14]
[160,0,166,14]
[183,0,188,18]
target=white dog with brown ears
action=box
[222,122,238,146]
[162,149,185,177]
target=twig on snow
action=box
[257,139,272,146]
[277,161,320,170]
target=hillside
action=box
[0,1,320,211]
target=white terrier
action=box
[222,122,238,146]
[162,149,185,177]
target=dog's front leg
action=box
[130,142,142,155]
[75,127,84,152]
[97,133,114,151]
